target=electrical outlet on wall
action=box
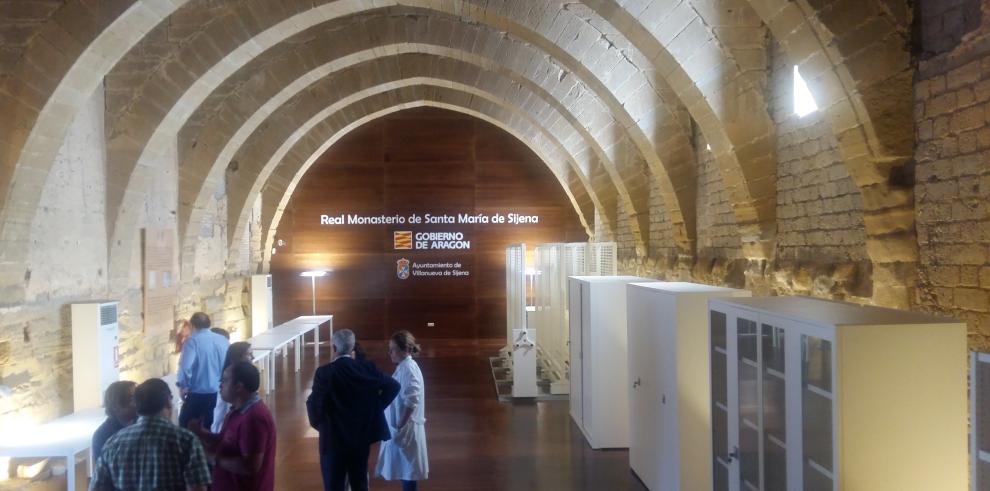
[427,322,435,327]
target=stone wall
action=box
[647,174,676,261]
[620,41,874,301]
[769,42,869,266]
[615,4,990,350]
[915,0,990,350]
[615,203,637,261]
[0,83,258,437]
[694,130,743,261]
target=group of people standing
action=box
[308,328,429,491]
[87,312,429,491]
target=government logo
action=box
[393,231,412,249]
[396,258,410,280]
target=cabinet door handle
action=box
[632,377,641,388]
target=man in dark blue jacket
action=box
[307,329,400,491]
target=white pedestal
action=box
[511,328,537,398]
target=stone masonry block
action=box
[960,130,978,153]
[961,266,980,287]
[929,75,947,95]
[926,92,957,118]
[951,104,983,133]
[947,59,982,90]
[954,287,989,312]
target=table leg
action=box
[315,324,320,359]
[66,453,75,491]
[270,355,277,392]
[295,336,302,372]
[257,360,267,395]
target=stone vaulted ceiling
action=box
[0,0,916,305]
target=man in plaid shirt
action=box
[91,378,211,491]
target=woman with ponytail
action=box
[375,330,429,490]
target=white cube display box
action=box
[251,274,274,336]
[71,301,120,411]
[568,275,651,449]
[709,296,967,491]
[626,282,750,491]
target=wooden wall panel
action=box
[270,107,587,341]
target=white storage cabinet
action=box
[71,301,120,411]
[626,282,750,491]
[568,275,650,449]
[251,274,274,336]
[709,296,967,491]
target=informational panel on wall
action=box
[143,228,177,334]
[320,211,541,280]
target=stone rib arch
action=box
[255,91,600,272]
[100,0,703,292]
[192,51,624,266]
[174,28,654,274]
[745,0,916,306]
[583,0,778,258]
[0,0,190,301]
[174,37,680,280]
[214,75,618,275]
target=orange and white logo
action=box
[393,231,412,249]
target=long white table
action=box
[248,315,331,391]
[0,407,105,491]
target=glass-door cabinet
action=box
[710,304,811,491]
[708,296,968,491]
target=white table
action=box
[247,315,331,391]
[0,407,105,491]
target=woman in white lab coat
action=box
[375,330,429,490]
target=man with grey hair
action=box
[307,329,399,491]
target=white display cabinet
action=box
[709,296,967,491]
[568,275,650,449]
[71,301,120,411]
[626,282,750,491]
[251,274,274,336]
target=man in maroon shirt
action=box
[190,361,276,491]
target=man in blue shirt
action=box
[177,312,229,429]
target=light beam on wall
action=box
[793,65,819,118]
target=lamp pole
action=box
[300,270,329,316]
[310,275,317,315]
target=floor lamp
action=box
[300,270,329,315]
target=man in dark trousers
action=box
[177,312,229,429]
[307,329,400,491]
